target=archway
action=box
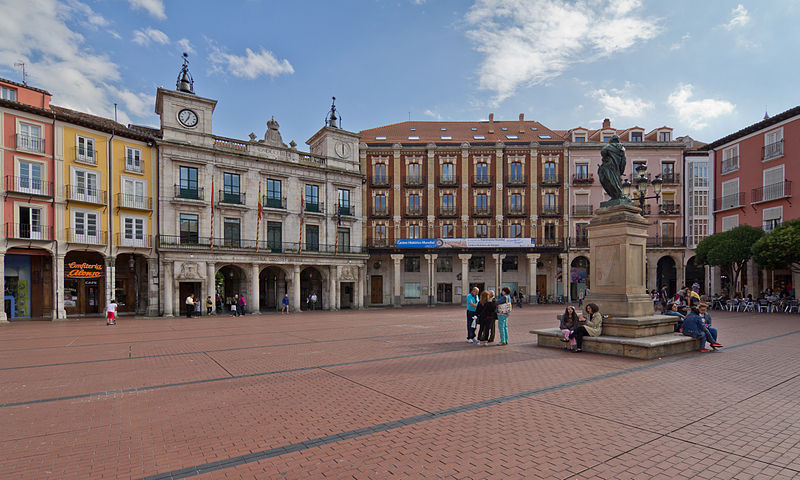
[260,266,289,311]
[570,256,590,301]
[657,256,677,298]
[216,265,248,307]
[300,267,324,310]
[685,256,705,295]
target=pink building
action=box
[1,78,55,320]
[563,119,694,298]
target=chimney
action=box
[489,113,494,123]
[519,113,524,121]
[602,118,611,129]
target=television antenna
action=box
[14,62,27,85]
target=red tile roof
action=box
[360,120,565,144]
[0,76,51,95]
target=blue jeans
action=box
[707,327,718,343]
[684,328,714,348]
[497,314,508,343]
[466,310,477,339]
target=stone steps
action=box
[531,327,701,360]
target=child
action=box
[206,295,213,315]
[106,298,118,326]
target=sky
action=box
[2,0,799,146]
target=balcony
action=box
[572,174,594,185]
[403,175,425,188]
[762,139,783,161]
[540,206,562,217]
[66,228,108,245]
[404,206,424,218]
[659,203,681,215]
[219,190,246,205]
[721,156,739,175]
[438,175,459,187]
[471,175,494,187]
[647,236,686,248]
[65,185,107,205]
[439,206,458,218]
[116,233,152,248]
[74,146,96,165]
[639,204,652,215]
[752,180,792,203]
[505,175,527,187]
[541,175,561,186]
[117,193,153,210]
[371,176,390,188]
[174,185,204,201]
[5,223,53,241]
[371,206,390,218]
[661,173,680,185]
[16,134,45,154]
[714,192,746,212]
[572,204,593,216]
[157,235,366,254]
[540,236,564,248]
[337,204,355,216]
[472,206,492,217]
[305,201,325,214]
[263,196,287,210]
[506,206,526,217]
[569,236,589,248]
[369,238,391,248]
[4,175,54,197]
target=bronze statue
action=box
[598,134,631,206]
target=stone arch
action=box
[657,256,677,297]
[216,264,249,304]
[300,266,324,310]
[684,256,706,294]
[569,256,590,301]
[259,265,290,311]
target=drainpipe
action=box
[51,110,59,320]
[156,144,161,316]
[108,129,115,308]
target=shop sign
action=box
[66,262,103,279]
[395,238,536,248]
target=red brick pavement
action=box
[0,306,799,479]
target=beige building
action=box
[154,70,366,315]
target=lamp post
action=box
[622,164,663,212]
[128,254,138,315]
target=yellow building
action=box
[53,107,157,317]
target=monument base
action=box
[531,328,701,360]
[583,293,654,319]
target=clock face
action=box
[335,142,351,158]
[177,108,198,128]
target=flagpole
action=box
[298,191,304,254]
[256,181,262,252]
[210,176,214,249]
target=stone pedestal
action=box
[583,204,652,318]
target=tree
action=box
[696,225,764,294]
[752,218,800,274]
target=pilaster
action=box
[391,253,404,307]
[526,253,539,303]
[458,253,471,304]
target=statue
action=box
[598,134,631,207]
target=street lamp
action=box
[622,164,663,211]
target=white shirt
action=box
[186,296,194,305]
[106,302,117,314]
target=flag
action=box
[256,182,263,252]
[210,176,214,249]
[334,202,341,253]
[298,191,304,254]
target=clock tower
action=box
[154,54,218,145]
[306,97,361,172]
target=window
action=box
[223,173,241,204]
[543,161,556,181]
[576,223,589,241]
[179,166,199,199]
[223,218,240,247]
[544,192,556,210]
[575,163,589,179]
[408,223,421,238]
[544,223,556,241]
[721,178,740,209]
[721,215,739,232]
[123,216,146,246]
[764,129,783,160]
[661,222,675,241]
[658,131,671,142]
[692,162,708,187]
[375,136,386,140]
[337,228,350,252]
[404,282,421,299]
[510,193,522,211]
[442,193,454,209]
[374,194,387,213]
[408,136,419,140]
[475,223,488,238]
[690,219,708,245]
[125,147,142,173]
[375,224,387,243]
[441,163,454,182]
[73,210,100,243]
[442,223,455,238]
[631,131,643,142]
[510,223,522,238]
[436,256,453,272]
[17,205,42,239]
[632,161,646,177]
[722,146,739,174]
[763,166,785,201]
[469,256,485,272]
[509,162,523,182]
[573,135,586,142]
[692,191,708,216]
[122,178,146,209]
[405,256,421,272]
[506,135,518,140]
[602,135,613,142]
[374,163,387,184]
[408,193,421,213]
[407,163,421,183]
[661,162,675,181]
[305,224,320,251]
[1,86,17,101]
[338,189,351,215]
[18,160,44,194]
[17,122,43,153]
[76,136,95,163]
[180,213,199,244]
[73,169,100,203]
[305,184,320,212]
[476,162,489,181]
[502,256,518,272]
[763,207,783,232]
[473,135,485,140]
[266,179,282,208]
[475,193,488,211]
[267,221,282,252]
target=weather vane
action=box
[176,52,195,94]
[326,96,340,128]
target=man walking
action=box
[310,292,318,310]
[185,294,194,318]
[281,294,290,314]
[466,287,479,343]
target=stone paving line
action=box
[2,307,800,479]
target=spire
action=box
[176,52,195,95]
[326,96,339,128]
[764,106,770,120]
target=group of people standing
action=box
[465,286,513,346]
[185,293,246,317]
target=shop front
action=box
[115,254,148,314]
[4,249,53,319]
[64,252,105,316]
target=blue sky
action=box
[2,0,799,145]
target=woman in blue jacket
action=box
[682,307,722,352]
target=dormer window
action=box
[630,131,643,142]
[658,131,671,142]
[1,86,17,101]
[375,136,386,140]
[573,135,586,142]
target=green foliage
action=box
[752,218,800,272]
[695,225,765,293]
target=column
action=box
[329,265,338,310]
[493,253,505,293]
[207,262,216,314]
[458,253,471,304]
[145,258,159,316]
[356,265,366,309]
[560,253,569,301]
[292,265,301,312]
[707,265,717,296]
[550,256,558,300]
[54,253,67,320]
[762,268,769,293]
[526,253,539,303]
[391,253,403,307]
[106,255,116,305]
[163,262,174,316]
[424,254,437,307]
[0,252,6,322]
[250,264,260,314]
[676,255,686,290]
[646,257,658,292]
[745,259,756,296]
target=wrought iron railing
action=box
[16,134,45,153]
[74,146,96,165]
[762,139,783,160]
[403,175,426,187]
[117,193,153,210]
[471,175,494,187]
[263,196,286,209]
[174,185,204,200]
[714,192,745,211]
[752,180,791,203]
[438,176,459,187]
[157,235,366,254]
[219,190,246,205]
[571,174,594,185]
[647,236,686,247]
[540,206,562,216]
[721,155,739,174]
[371,206,390,217]
[572,205,593,216]
[439,206,457,217]
[66,228,108,245]
[505,175,527,186]
[116,233,152,248]
[66,185,107,205]
[5,223,54,241]
[661,173,680,184]
[5,175,54,197]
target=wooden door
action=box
[536,274,547,299]
[370,275,383,304]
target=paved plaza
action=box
[1,306,799,479]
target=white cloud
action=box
[465,0,661,104]
[132,27,170,46]
[424,109,442,120]
[0,0,153,126]
[667,84,735,129]
[109,87,155,118]
[590,87,653,118]
[177,38,195,55]
[722,4,749,30]
[128,0,166,20]
[669,33,691,51]
[65,0,109,28]
[208,44,294,79]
